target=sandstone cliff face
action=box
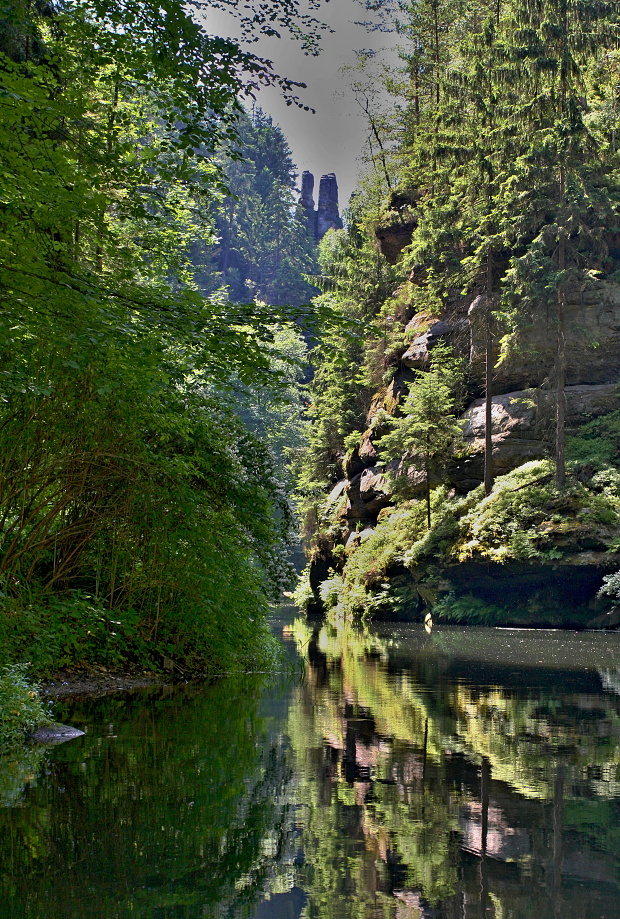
[314,276,620,548]
[468,283,620,392]
[375,221,417,264]
[308,219,620,622]
[450,384,620,491]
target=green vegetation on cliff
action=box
[298,0,620,625]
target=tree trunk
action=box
[433,0,440,107]
[556,175,566,490]
[484,251,494,496]
[556,279,566,489]
[425,458,431,530]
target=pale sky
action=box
[200,1,398,210]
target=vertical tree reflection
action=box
[288,619,620,919]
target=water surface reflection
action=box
[3,620,620,919]
[291,621,620,919]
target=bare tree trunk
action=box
[484,251,494,496]
[425,457,431,529]
[358,95,392,191]
[556,168,566,490]
[433,0,440,107]
[556,282,566,488]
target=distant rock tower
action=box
[300,171,343,241]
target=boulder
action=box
[30,723,85,745]
[344,447,368,478]
[326,478,348,506]
[358,431,378,466]
[359,467,392,514]
[337,475,375,523]
[402,318,453,369]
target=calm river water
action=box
[4,616,620,918]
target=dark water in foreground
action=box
[4,620,620,919]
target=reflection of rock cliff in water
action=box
[300,171,343,241]
[288,618,620,918]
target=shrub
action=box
[293,566,315,612]
[598,570,620,604]
[433,593,505,625]
[0,664,51,754]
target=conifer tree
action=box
[403,11,514,494]
[378,343,465,529]
[441,14,509,495]
[502,0,620,487]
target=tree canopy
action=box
[0,0,330,673]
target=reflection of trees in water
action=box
[0,678,294,919]
[289,618,620,918]
[0,744,47,808]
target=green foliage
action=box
[296,206,399,530]
[331,459,620,621]
[0,0,331,675]
[378,343,466,525]
[432,593,505,626]
[567,410,620,466]
[232,324,311,489]
[292,565,315,611]
[0,675,293,915]
[318,573,344,610]
[598,570,620,604]
[0,665,50,753]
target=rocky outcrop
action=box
[300,171,343,241]
[439,558,609,628]
[448,384,620,491]
[375,220,417,264]
[359,467,391,515]
[395,284,620,394]
[468,282,620,392]
[300,171,316,236]
[308,218,620,620]
[317,173,343,238]
[402,315,461,369]
[300,170,315,210]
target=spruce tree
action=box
[443,14,510,495]
[502,0,620,487]
[378,343,465,529]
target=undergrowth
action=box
[0,664,51,754]
[305,459,620,622]
[0,590,280,678]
